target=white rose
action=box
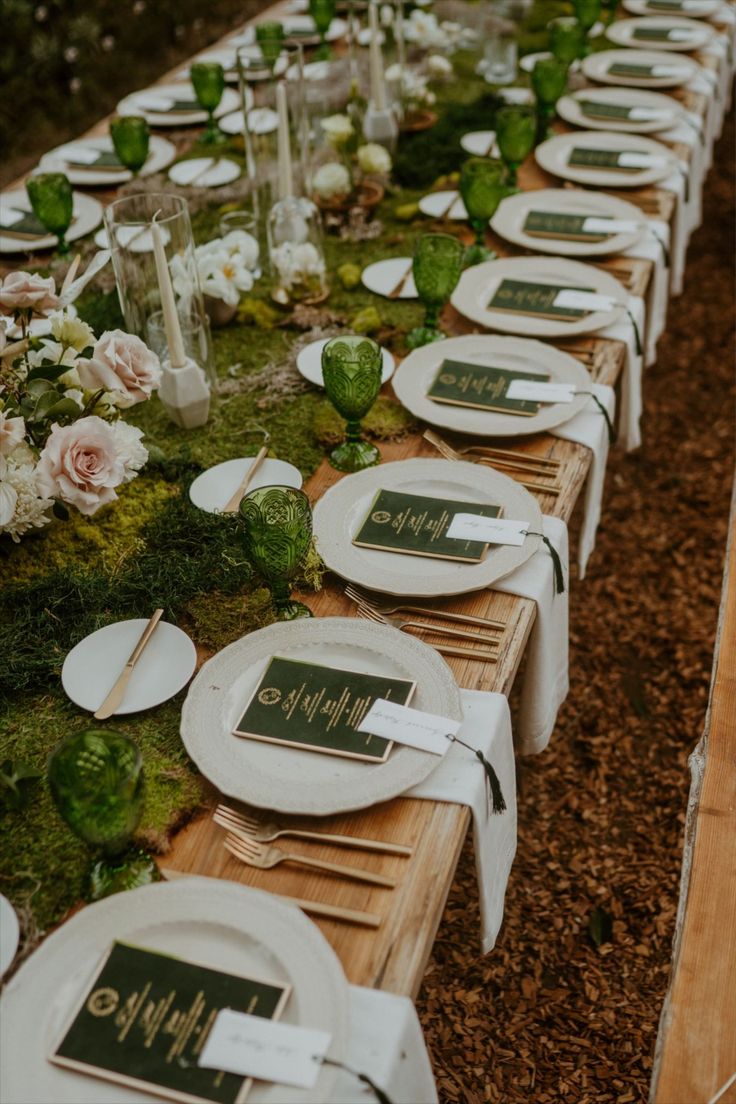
[357,143,392,175]
[0,412,26,457]
[320,114,354,147]
[312,161,352,200]
[49,311,95,352]
[78,329,161,407]
[427,54,452,78]
[0,271,59,315]
[36,415,127,516]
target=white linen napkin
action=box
[624,219,671,364]
[596,295,645,451]
[551,383,616,579]
[407,689,516,954]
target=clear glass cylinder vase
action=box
[267,195,329,305]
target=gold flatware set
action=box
[423,428,563,498]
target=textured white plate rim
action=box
[0,895,19,979]
[490,186,646,258]
[39,136,176,185]
[296,338,395,386]
[450,254,626,337]
[361,257,417,299]
[61,618,197,715]
[312,458,542,598]
[622,0,720,15]
[582,47,699,85]
[180,616,462,814]
[606,13,714,48]
[0,190,103,254]
[535,128,677,188]
[556,86,681,133]
[0,879,348,1104]
[188,457,303,513]
[392,333,593,437]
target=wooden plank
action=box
[652,486,736,1103]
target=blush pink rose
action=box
[36,415,127,516]
[0,271,59,314]
[78,329,162,407]
[0,412,25,456]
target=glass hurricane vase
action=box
[321,335,383,471]
[240,486,314,620]
[458,157,506,267]
[25,172,73,256]
[407,232,464,349]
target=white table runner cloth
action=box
[596,295,646,451]
[624,220,671,364]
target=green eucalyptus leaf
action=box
[44,397,83,420]
[27,363,71,384]
[30,389,63,422]
[26,377,57,398]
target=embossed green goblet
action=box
[25,172,73,255]
[572,0,601,54]
[495,105,536,188]
[322,335,383,471]
[532,57,569,141]
[110,115,150,175]
[256,21,286,68]
[240,485,314,619]
[407,233,465,349]
[458,158,506,267]
[48,729,157,900]
[190,61,228,144]
[309,0,337,59]
[548,16,584,66]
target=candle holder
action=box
[322,335,383,471]
[240,486,314,620]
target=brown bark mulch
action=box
[417,115,736,1104]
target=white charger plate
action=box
[606,14,714,49]
[460,130,499,157]
[535,128,678,188]
[450,254,626,337]
[313,458,542,598]
[189,457,303,513]
[623,0,721,16]
[582,47,700,85]
[116,83,240,127]
[0,879,348,1104]
[296,337,395,387]
[38,136,176,187]
[0,190,102,255]
[168,157,241,187]
[557,85,683,132]
[361,257,417,299]
[392,334,592,437]
[491,187,646,258]
[180,616,462,814]
[0,895,19,979]
[177,47,239,82]
[62,619,197,715]
[283,15,348,43]
[418,190,468,220]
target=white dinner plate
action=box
[361,257,417,298]
[0,879,348,1104]
[519,51,552,72]
[189,457,303,513]
[61,618,197,715]
[38,136,176,187]
[177,47,239,82]
[582,47,700,86]
[557,85,683,132]
[282,15,348,43]
[623,0,721,16]
[606,14,714,49]
[313,458,542,598]
[180,616,462,814]
[460,130,499,157]
[0,895,19,979]
[296,337,395,387]
[168,156,241,187]
[535,128,678,188]
[219,109,246,135]
[116,83,240,127]
[392,334,592,437]
[491,187,646,257]
[451,254,626,337]
[0,190,102,254]
[418,190,468,220]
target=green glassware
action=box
[321,335,383,471]
[531,57,569,141]
[599,0,618,26]
[25,172,73,256]
[256,21,285,67]
[190,61,227,145]
[495,105,536,188]
[458,158,506,267]
[548,16,584,65]
[573,0,602,54]
[48,729,157,900]
[407,233,464,349]
[309,0,337,59]
[109,115,150,175]
[240,486,313,619]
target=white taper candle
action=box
[369,2,387,112]
[276,81,293,201]
[151,216,187,369]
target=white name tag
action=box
[0,208,25,228]
[139,94,175,111]
[198,1009,331,1090]
[506,380,576,403]
[446,514,530,546]
[617,152,668,168]
[248,107,279,134]
[553,289,618,312]
[582,216,641,233]
[358,699,460,756]
[652,64,690,76]
[666,27,697,39]
[64,146,100,164]
[628,107,672,121]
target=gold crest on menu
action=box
[371,511,392,524]
[258,687,282,705]
[87,987,119,1017]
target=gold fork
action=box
[223,832,398,887]
[356,607,498,663]
[344,583,506,631]
[423,430,560,474]
[424,431,561,497]
[214,804,412,856]
[352,598,499,647]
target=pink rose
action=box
[36,415,127,516]
[78,329,162,407]
[0,271,59,315]
[0,412,25,456]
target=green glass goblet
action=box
[573,0,602,54]
[531,57,569,141]
[110,115,150,175]
[407,233,464,349]
[240,486,314,619]
[256,21,285,68]
[458,157,506,267]
[495,105,536,189]
[48,729,157,900]
[322,335,383,471]
[548,16,584,66]
[25,172,73,256]
[190,61,228,145]
[599,0,618,27]
[309,0,337,59]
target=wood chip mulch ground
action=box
[416,115,735,1104]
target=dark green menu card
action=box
[632,26,688,40]
[522,210,612,242]
[488,279,594,321]
[568,148,641,172]
[427,358,548,416]
[2,208,51,237]
[51,941,290,1104]
[67,150,125,170]
[233,655,416,762]
[353,488,502,563]
[608,62,660,77]
[578,99,640,122]
[647,0,688,8]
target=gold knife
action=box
[222,445,269,513]
[93,609,164,720]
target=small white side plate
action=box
[460,130,499,157]
[418,190,468,220]
[296,337,395,387]
[188,456,303,513]
[361,257,417,299]
[0,895,19,979]
[168,157,241,187]
[62,619,197,715]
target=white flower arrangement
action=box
[356,143,392,176]
[402,9,467,51]
[312,162,352,201]
[321,113,355,147]
[271,241,326,296]
[426,53,453,79]
[190,230,261,307]
[386,64,436,110]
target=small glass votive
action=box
[482,15,517,85]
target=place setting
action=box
[605,13,715,50]
[582,46,701,86]
[555,85,685,133]
[535,128,680,188]
[490,187,648,257]
[38,134,177,186]
[116,81,240,127]
[622,0,722,15]
[0,180,102,254]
